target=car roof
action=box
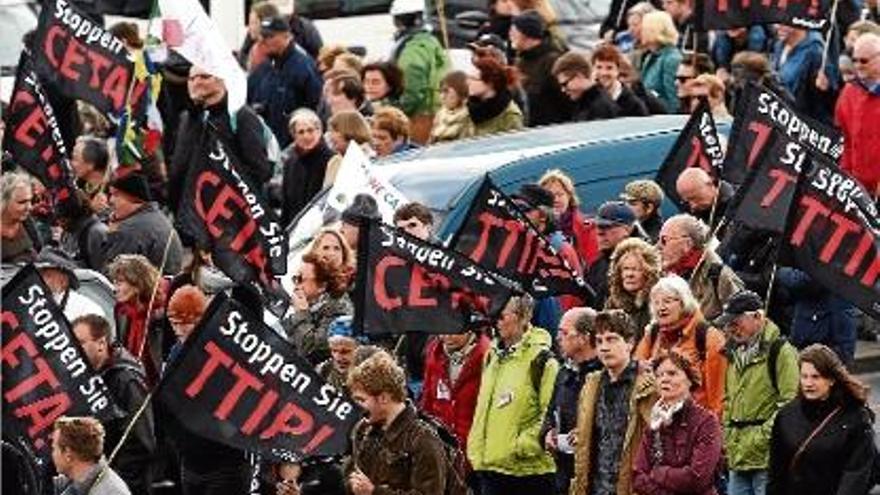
[380,115,689,212]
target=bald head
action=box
[676,167,717,213]
[854,33,880,84]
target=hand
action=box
[349,470,375,495]
[276,480,300,495]
[716,67,730,83]
[815,71,829,92]
[90,191,108,212]
[544,428,557,452]
[291,289,309,312]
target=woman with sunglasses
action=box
[282,252,353,366]
[767,344,875,495]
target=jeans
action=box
[728,469,767,495]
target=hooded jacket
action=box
[570,365,657,495]
[723,319,799,471]
[392,29,450,117]
[467,325,559,476]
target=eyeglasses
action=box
[658,234,688,246]
[292,274,316,284]
[852,53,879,65]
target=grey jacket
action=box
[102,203,183,275]
[55,460,131,495]
[282,293,353,366]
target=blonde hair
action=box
[513,0,557,24]
[607,238,662,310]
[539,169,580,208]
[308,228,354,268]
[107,254,160,306]
[640,11,679,47]
[693,74,725,100]
[329,111,372,145]
[347,351,407,402]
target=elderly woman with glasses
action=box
[282,252,353,366]
[634,275,727,418]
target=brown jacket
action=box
[570,366,656,495]
[689,250,744,321]
[349,404,447,495]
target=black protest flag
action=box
[655,98,725,210]
[158,293,359,461]
[723,127,807,234]
[2,51,77,206]
[176,129,288,315]
[449,177,594,298]
[696,0,832,31]
[353,219,516,335]
[783,160,880,319]
[32,0,140,117]
[722,82,843,185]
[1,265,120,453]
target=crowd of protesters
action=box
[2,0,880,494]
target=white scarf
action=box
[650,398,686,430]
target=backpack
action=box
[413,412,469,495]
[766,337,785,393]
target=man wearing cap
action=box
[247,15,323,148]
[621,179,665,243]
[586,201,643,308]
[389,0,450,143]
[316,316,360,393]
[715,290,798,495]
[551,51,619,122]
[539,308,602,495]
[36,249,108,323]
[103,173,182,275]
[510,10,571,127]
[170,64,275,214]
[571,309,656,495]
[72,314,156,495]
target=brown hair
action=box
[108,22,143,49]
[167,285,208,324]
[591,43,625,67]
[680,51,715,75]
[53,416,105,463]
[325,69,365,107]
[441,70,469,100]
[799,344,869,404]
[393,202,433,227]
[552,51,592,78]
[347,351,407,402]
[731,51,771,77]
[107,254,159,306]
[333,53,364,75]
[308,228,355,269]
[594,309,636,341]
[371,106,411,141]
[71,314,112,342]
[250,1,281,19]
[512,0,558,24]
[317,45,349,73]
[654,350,701,389]
[362,61,405,100]
[301,251,350,298]
[473,57,517,94]
[328,111,371,145]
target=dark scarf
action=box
[666,248,704,278]
[467,89,513,125]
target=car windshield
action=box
[0,3,38,76]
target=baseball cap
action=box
[714,290,763,327]
[468,34,507,53]
[260,16,289,37]
[596,201,636,227]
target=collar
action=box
[857,78,880,95]
[368,402,416,444]
[604,359,638,385]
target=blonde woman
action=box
[605,238,662,342]
[639,11,682,112]
[323,111,372,187]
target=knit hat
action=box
[512,184,554,211]
[341,194,380,225]
[620,179,664,206]
[512,10,545,40]
[167,285,208,324]
[109,173,151,203]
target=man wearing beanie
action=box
[102,172,183,275]
[510,10,570,127]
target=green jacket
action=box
[723,319,799,471]
[639,44,682,113]
[394,30,449,116]
[473,101,524,137]
[467,325,559,476]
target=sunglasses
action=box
[658,235,688,246]
[853,54,878,65]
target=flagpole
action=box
[137,228,178,360]
[89,390,156,493]
[687,217,727,286]
[435,0,450,50]
[820,0,840,71]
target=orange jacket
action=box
[633,311,727,417]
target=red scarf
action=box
[666,248,704,277]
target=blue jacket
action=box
[247,41,323,148]
[771,31,837,124]
[640,44,682,114]
[776,268,857,364]
[712,26,771,70]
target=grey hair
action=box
[650,275,700,317]
[288,108,323,133]
[1,171,33,212]
[506,294,535,324]
[667,213,709,247]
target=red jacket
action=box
[419,335,489,449]
[633,399,723,495]
[835,83,880,194]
